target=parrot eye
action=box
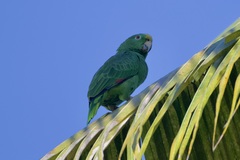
[135,35,141,40]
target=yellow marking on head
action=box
[145,34,152,42]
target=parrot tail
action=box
[87,95,103,124]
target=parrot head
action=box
[117,33,152,58]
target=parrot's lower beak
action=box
[142,41,152,52]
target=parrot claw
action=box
[126,96,133,101]
[107,96,133,111]
[107,105,118,111]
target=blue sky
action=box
[0,1,239,159]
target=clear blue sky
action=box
[0,1,239,159]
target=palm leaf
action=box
[41,18,240,160]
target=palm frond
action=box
[41,18,240,160]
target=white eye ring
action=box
[135,35,141,40]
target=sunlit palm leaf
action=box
[41,18,240,160]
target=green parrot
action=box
[87,33,152,124]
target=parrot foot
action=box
[107,96,133,111]
[107,105,118,111]
[126,96,133,101]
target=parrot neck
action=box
[133,50,148,59]
[139,51,148,59]
[116,49,148,59]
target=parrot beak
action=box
[142,34,152,52]
[143,41,152,52]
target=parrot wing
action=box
[88,51,141,99]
